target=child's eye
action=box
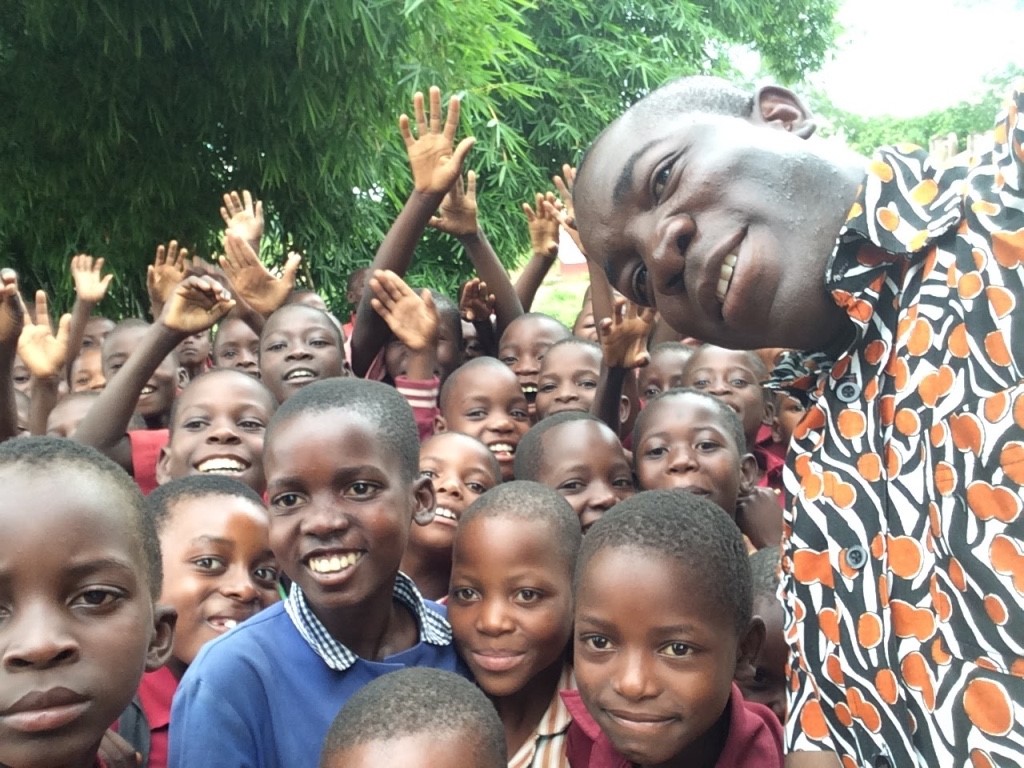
[643,386,661,399]
[419,468,438,479]
[730,378,750,388]
[557,479,584,493]
[466,481,487,494]
[266,342,286,353]
[220,349,237,359]
[193,556,226,571]
[644,445,668,459]
[613,476,634,489]
[511,409,529,420]
[630,264,651,307]
[538,382,557,394]
[450,587,479,602]
[579,379,598,390]
[661,641,692,657]
[346,481,378,498]
[72,588,124,609]
[515,588,542,603]
[271,492,304,510]
[499,356,517,366]
[696,440,721,452]
[309,338,331,348]
[581,634,611,651]
[691,378,710,389]
[253,565,279,584]
[238,418,265,431]
[182,418,208,430]
[464,409,487,420]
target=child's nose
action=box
[555,386,578,403]
[286,346,312,361]
[3,602,79,670]
[667,447,698,473]
[586,482,618,512]
[475,598,514,636]
[221,569,262,604]
[207,422,241,444]
[611,647,660,702]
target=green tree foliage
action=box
[811,65,1024,157]
[0,0,837,318]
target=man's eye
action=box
[652,160,674,202]
[631,264,651,307]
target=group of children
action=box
[0,85,804,768]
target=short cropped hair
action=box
[423,431,502,485]
[749,545,782,602]
[431,292,463,351]
[261,304,344,349]
[147,475,266,533]
[319,668,505,767]
[439,356,519,413]
[633,387,746,455]
[0,437,162,598]
[684,343,769,381]
[544,336,602,360]
[648,340,697,364]
[577,490,752,634]
[499,312,572,346]
[268,378,419,482]
[459,480,582,567]
[515,411,610,481]
[168,368,277,435]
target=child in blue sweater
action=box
[168,377,465,768]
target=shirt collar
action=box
[284,571,452,671]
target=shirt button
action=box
[846,545,868,570]
[835,378,861,403]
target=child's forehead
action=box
[264,305,334,336]
[177,372,274,412]
[164,493,267,535]
[422,432,492,463]
[687,346,759,374]
[501,317,566,346]
[449,365,521,400]
[642,393,733,433]
[541,343,601,371]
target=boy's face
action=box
[773,393,805,448]
[410,433,499,555]
[0,467,173,768]
[159,495,279,669]
[461,319,484,359]
[735,594,787,723]
[498,317,569,416]
[264,410,434,617]
[212,317,261,378]
[70,348,106,393]
[156,372,275,493]
[103,327,178,419]
[47,396,96,438]
[449,516,573,699]
[177,331,212,371]
[574,547,755,766]
[535,344,601,419]
[439,365,530,481]
[682,346,770,448]
[260,307,344,403]
[537,421,633,532]
[572,302,598,343]
[637,348,692,402]
[12,355,30,393]
[325,732,496,768]
[635,392,756,516]
[575,107,852,351]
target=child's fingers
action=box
[242,189,253,212]
[442,92,461,140]
[281,252,302,287]
[254,200,264,222]
[153,244,166,267]
[398,114,415,147]
[100,273,114,291]
[219,206,231,227]
[34,291,51,330]
[93,256,105,274]
[55,313,73,343]
[450,136,476,170]
[522,202,537,222]
[428,86,443,134]
[466,170,477,198]
[412,90,427,136]
[421,289,438,318]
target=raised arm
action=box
[18,290,71,435]
[219,233,300,317]
[350,85,475,376]
[66,254,112,371]
[220,189,264,257]
[0,270,24,442]
[515,191,560,311]
[73,277,235,473]
[147,241,190,320]
[592,295,655,434]
[369,269,439,382]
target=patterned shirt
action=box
[776,84,1024,766]
[284,571,452,670]
[508,665,575,768]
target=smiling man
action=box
[575,75,1024,768]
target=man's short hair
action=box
[319,668,505,767]
[577,489,752,635]
[268,378,419,482]
[147,475,266,533]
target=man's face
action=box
[576,109,854,351]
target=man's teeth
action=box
[434,507,457,521]
[197,457,248,473]
[716,253,738,303]
[308,552,363,574]
[285,369,316,381]
[489,443,515,456]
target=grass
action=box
[520,263,589,327]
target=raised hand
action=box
[160,276,236,335]
[429,170,480,237]
[597,295,656,369]
[18,290,71,379]
[400,86,476,195]
[219,233,300,316]
[369,269,438,352]
[70,254,113,304]
[523,191,560,258]
[0,269,24,352]
[552,164,577,230]
[220,189,264,252]
[147,241,191,312]
[459,277,495,323]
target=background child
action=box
[0,437,174,768]
[401,431,502,600]
[534,338,602,420]
[448,481,580,767]
[318,668,506,768]
[637,341,695,403]
[498,312,572,418]
[515,411,634,532]
[736,546,787,724]
[210,315,261,378]
[564,490,782,767]
[258,303,346,403]
[169,378,463,768]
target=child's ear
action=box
[154,446,172,486]
[433,414,447,433]
[753,85,816,139]
[761,392,776,428]
[739,452,759,494]
[145,604,177,672]
[410,475,436,528]
[735,616,766,678]
[618,394,631,426]
[176,366,190,389]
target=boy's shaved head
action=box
[269,377,420,482]
[459,480,582,566]
[439,356,517,412]
[147,474,266,533]
[319,668,505,767]
[749,545,782,601]
[0,436,162,597]
[634,387,746,454]
[578,489,752,635]
[515,410,605,481]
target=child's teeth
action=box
[489,443,514,455]
[223,619,238,629]
[434,507,457,520]
[717,253,738,303]
[308,552,362,573]
[197,457,247,473]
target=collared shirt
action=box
[777,84,1024,765]
[508,665,575,768]
[283,571,452,670]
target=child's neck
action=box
[644,702,730,768]
[312,579,420,661]
[399,545,451,602]
[491,656,564,759]
[142,411,170,430]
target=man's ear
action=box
[433,414,447,434]
[146,605,177,672]
[753,85,816,139]
[411,475,436,527]
[735,616,766,678]
[154,446,171,486]
[739,452,759,495]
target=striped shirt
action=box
[508,665,575,768]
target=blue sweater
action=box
[167,600,465,768]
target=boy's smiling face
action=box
[102,326,179,420]
[158,494,279,672]
[260,306,345,403]
[212,316,261,378]
[0,467,173,768]
[264,410,434,621]
[498,316,570,414]
[535,344,602,419]
[682,346,770,449]
[537,421,634,532]
[157,371,276,493]
[574,547,753,767]
[449,516,572,699]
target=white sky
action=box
[804,0,1024,117]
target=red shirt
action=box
[127,428,169,495]
[136,666,178,768]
